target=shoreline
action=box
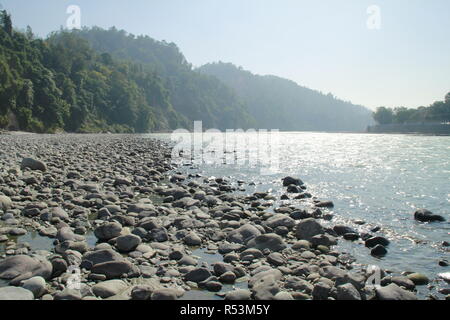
[0,134,444,300]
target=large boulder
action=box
[414,209,445,222]
[0,195,12,212]
[375,283,418,300]
[92,280,128,298]
[82,249,124,268]
[91,260,140,279]
[94,222,122,241]
[115,234,141,253]
[20,276,46,298]
[0,255,52,285]
[249,269,282,300]
[226,224,262,244]
[0,286,34,300]
[265,214,296,229]
[282,176,303,187]
[295,218,324,241]
[246,233,287,252]
[21,158,47,172]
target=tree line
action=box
[373,93,450,125]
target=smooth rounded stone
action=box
[223,252,239,263]
[88,273,107,281]
[240,248,264,261]
[251,273,280,300]
[295,218,324,241]
[407,273,430,286]
[41,294,53,301]
[333,225,356,236]
[226,223,262,244]
[274,291,294,300]
[20,276,46,298]
[115,234,142,253]
[219,271,237,284]
[184,267,212,283]
[183,232,202,246]
[82,249,124,268]
[0,255,52,285]
[336,283,361,300]
[131,285,153,300]
[50,257,68,277]
[311,234,337,247]
[0,195,12,212]
[300,250,317,260]
[365,236,390,248]
[312,282,332,300]
[265,214,296,229]
[202,279,222,292]
[94,222,122,241]
[47,207,70,221]
[151,288,180,300]
[92,280,128,298]
[91,260,140,279]
[54,288,82,300]
[0,286,34,300]
[343,233,360,241]
[21,158,47,172]
[282,176,303,187]
[148,227,169,242]
[246,233,287,252]
[56,227,85,242]
[382,276,415,291]
[267,252,285,266]
[292,292,311,300]
[213,262,234,277]
[178,255,198,266]
[225,289,252,300]
[292,240,311,250]
[438,260,449,267]
[0,235,8,242]
[9,228,27,236]
[375,283,418,300]
[39,226,58,238]
[285,277,314,294]
[414,209,445,222]
[218,242,244,254]
[315,200,334,208]
[371,244,388,257]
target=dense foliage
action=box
[198,62,373,131]
[373,94,450,125]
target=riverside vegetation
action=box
[0,134,448,300]
[0,10,372,134]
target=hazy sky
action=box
[1,0,449,110]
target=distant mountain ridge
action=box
[198,62,373,132]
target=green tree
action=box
[373,107,394,125]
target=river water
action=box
[152,131,450,298]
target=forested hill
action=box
[1,10,372,133]
[198,62,373,131]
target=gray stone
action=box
[21,276,46,298]
[336,283,361,300]
[265,214,296,229]
[21,158,47,172]
[246,233,287,252]
[312,282,332,300]
[376,283,418,300]
[115,234,141,253]
[0,195,12,212]
[92,280,128,298]
[414,209,445,222]
[295,218,324,241]
[184,267,212,283]
[82,249,124,268]
[151,288,179,300]
[0,255,52,285]
[54,288,82,300]
[184,232,202,246]
[94,222,122,241]
[226,223,261,244]
[91,260,140,279]
[0,286,34,300]
[225,289,252,300]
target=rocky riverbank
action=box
[0,134,447,300]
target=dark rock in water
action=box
[295,218,324,241]
[371,244,388,257]
[407,273,429,286]
[315,201,334,208]
[375,283,418,300]
[333,225,356,236]
[287,185,302,193]
[0,255,52,285]
[343,233,359,241]
[414,209,445,222]
[282,176,303,187]
[280,194,289,200]
[21,158,47,172]
[365,236,390,248]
